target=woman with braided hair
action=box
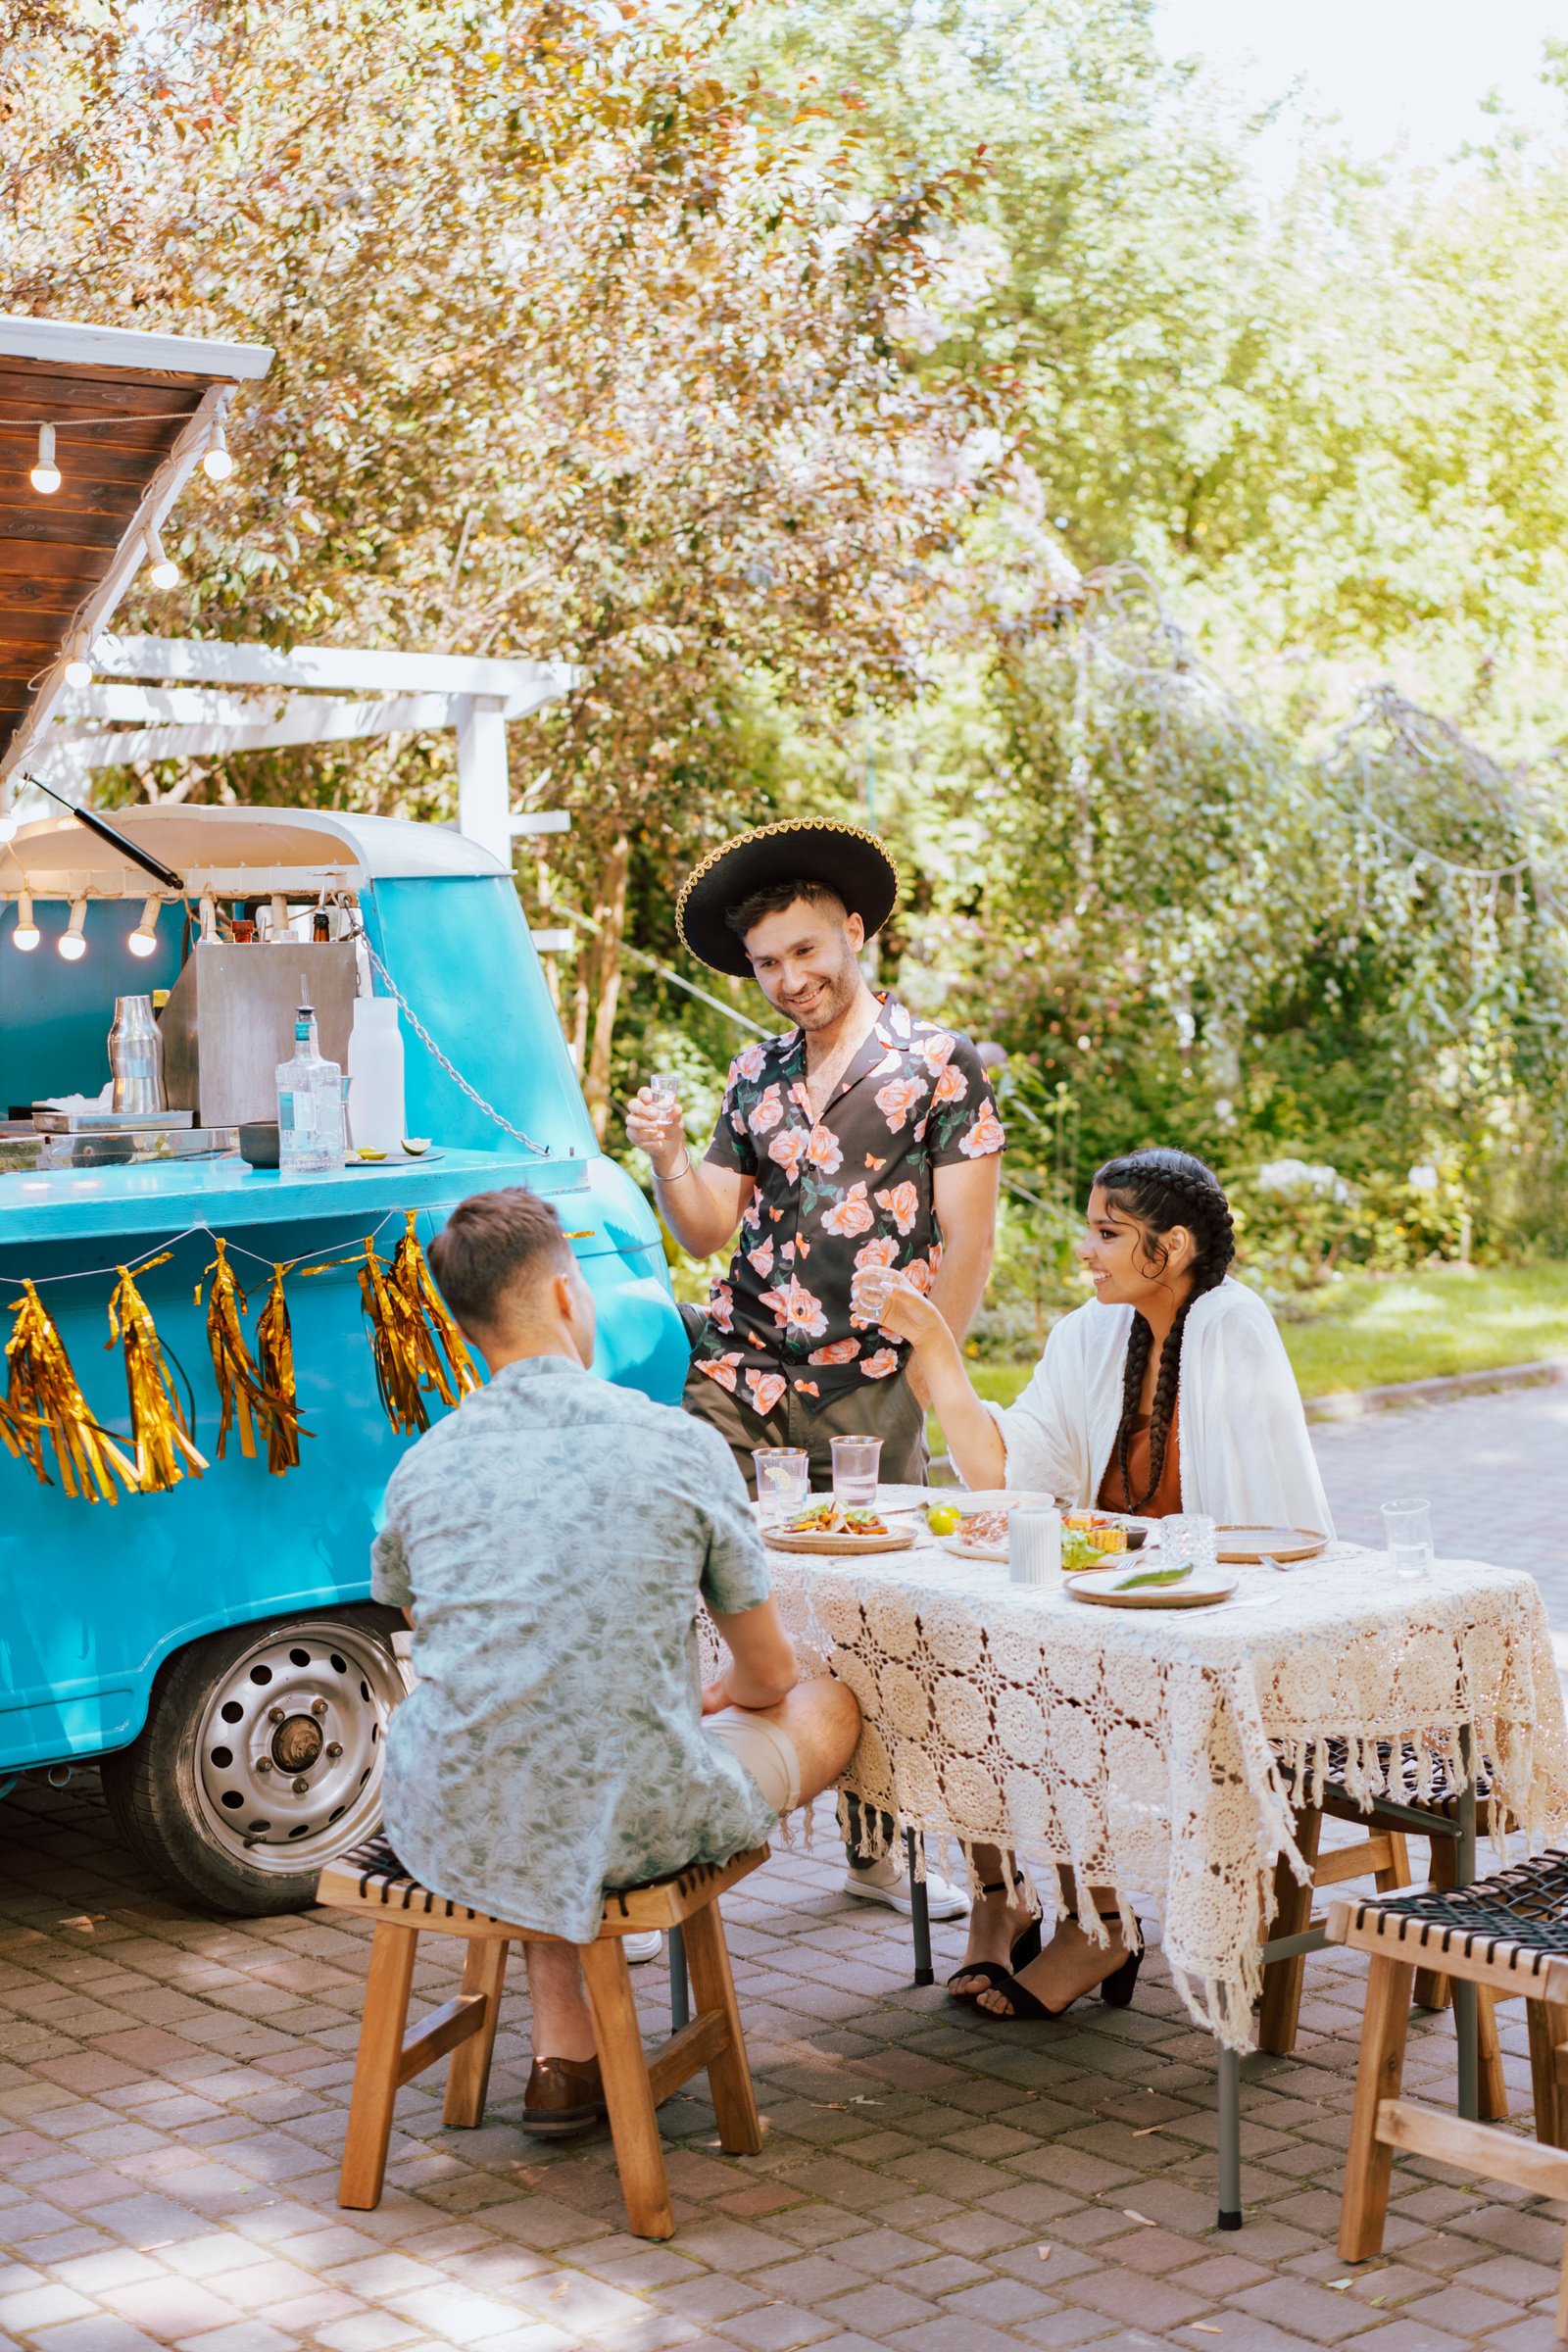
[851,1146,1330,2021]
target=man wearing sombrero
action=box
[626,818,1004,1918]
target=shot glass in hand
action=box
[1382,1497,1434,1581]
[830,1435,882,1509]
[853,1265,897,1325]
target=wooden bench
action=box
[318,1837,768,2239]
[1330,1851,1568,2341]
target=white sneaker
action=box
[623,1930,662,1965]
[843,1853,970,1921]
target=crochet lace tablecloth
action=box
[705,1537,1568,2047]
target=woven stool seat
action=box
[319,1836,768,2236]
[1331,1847,1568,1986]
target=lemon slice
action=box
[353,1147,387,1162]
[402,1137,432,1156]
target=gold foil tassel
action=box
[255,1264,309,1474]
[106,1262,207,1493]
[388,1209,479,1410]
[5,1282,140,1502]
[358,1236,431,1433]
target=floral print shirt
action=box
[692,995,1004,1413]
[371,1357,777,1941]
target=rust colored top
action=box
[1096,1396,1183,1519]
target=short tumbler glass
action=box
[1382,1496,1434,1581]
[830,1435,882,1508]
[1159,1513,1217,1576]
[753,1447,809,1527]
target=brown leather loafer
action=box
[522,2053,607,2137]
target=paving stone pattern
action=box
[5,1388,1568,2352]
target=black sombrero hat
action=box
[675,818,900,978]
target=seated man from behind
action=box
[372,1187,860,2138]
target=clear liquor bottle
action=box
[275,994,345,1175]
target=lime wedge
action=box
[402,1138,432,1156]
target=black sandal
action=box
[947,1876,1042,2004]
[974,1910,1144,2023]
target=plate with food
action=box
[1066,1558,1239,1609]
[764,1500,916,1554]
[1214,1525,1327,1564]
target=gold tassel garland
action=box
[389,1209,479,1410]
[199,1239,310,1473]
[358,1236,431,1433]
[6,1282,140,1502]
[255,1263,309,1474]
[107,1261,207,1493]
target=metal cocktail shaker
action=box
[109,996,168,1113]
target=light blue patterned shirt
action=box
[371,1354,777,1941]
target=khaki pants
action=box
[682,1362,929,1497]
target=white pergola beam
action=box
[92,635,581,703]
[510,810,571,836]
[42,693,466,768]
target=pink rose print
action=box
[788,1079,812,1114]
[805,1124,843,1176]
[921,1031,956,1073]
[742,1197,762,1231]
[781,1240,796,1263]
[757,1286,790,1327]
[767,1128,809,1180]
[732,1043,766,1084]
[808,1337,861,1365]
[708,1281,734,1332]
[820,1182,875,1239]
[889,1002,913,1039]
[932,1060,968,1106]
[930,1237,944,1275]
[744,1369,787,1415]
[959,1099,1005,1157]
[875,1075,928,1133]
[854,1233,898,1270]
[871,1047,903,1077]
[748,1235,775,1278]
[874,1180,920,1235]
[782,1279,828,1341]
[793,1379,820,1398]
[904,1255,934,1294]
[749,1084,784,1137]
[861,1348,899,1380]
[696,1352,741,1394]
[730,1110,747,1136]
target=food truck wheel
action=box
[100,1608,407,1916]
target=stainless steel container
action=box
[108,996,168,1114]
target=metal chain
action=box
[359,935,556,1158]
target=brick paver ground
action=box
[6,1387,1568,2352]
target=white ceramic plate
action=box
[1066,1562,1239,1609]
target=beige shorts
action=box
[703,1704,803,1817]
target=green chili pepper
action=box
[1114,1562,1195,1592]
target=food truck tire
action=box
[101,1607,408,1916]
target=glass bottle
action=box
[275,993,345,1175]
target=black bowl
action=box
[238,1122,280,1169]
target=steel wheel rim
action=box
[193,1620,403,1875]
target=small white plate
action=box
[1066,1563,1239,1609]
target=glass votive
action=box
[753,1447,809,1526]
[1382,1496,1435,1581]
[1009,1503,1062,1585]
[830,1435,882,1507]
[1160,1514,1217,1576]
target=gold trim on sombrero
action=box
[675,818,901,956]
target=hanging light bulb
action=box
[58,898,88,960]
[144,527,179,590]
[0,802,18,846]
[11,892,39,951]
[63,636,94,690]
[128,895,160,957]
[30,423,61,495]
[202,418,234,481]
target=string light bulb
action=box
[30,423,61,495]
[58,898,88,961]
[128,896,160,957]
[12,892,39,952]
[63,637,94,690]
[144,527,179,590]
[202,419,234,481]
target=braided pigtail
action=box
[1095,1149,1238,1513]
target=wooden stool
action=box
[318,1838,768,2239]
[1330,1852,1568,2339]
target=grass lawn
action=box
[947,1262,1568,1421]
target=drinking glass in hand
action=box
[830,1435,882,1508]
[647,1071,679,1127]
[1382,1497,1434,1581]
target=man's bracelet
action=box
[655,1152,693,1185]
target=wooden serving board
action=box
[764,1524,916,1555]
[1214,1525,1326,1564]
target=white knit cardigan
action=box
[985,1276,1334,1537]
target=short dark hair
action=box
[723,876,849,943]
[427,1188,569,1327]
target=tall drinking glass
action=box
[753,1447,809,1527]
[1382,1497,1434,1581]
[830,1436,882,1508]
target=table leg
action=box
[668,1925,690,2034]
[1453,1728,1479,2123]
[906,1828,934,1988]
[1217,2043,1243,2230]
